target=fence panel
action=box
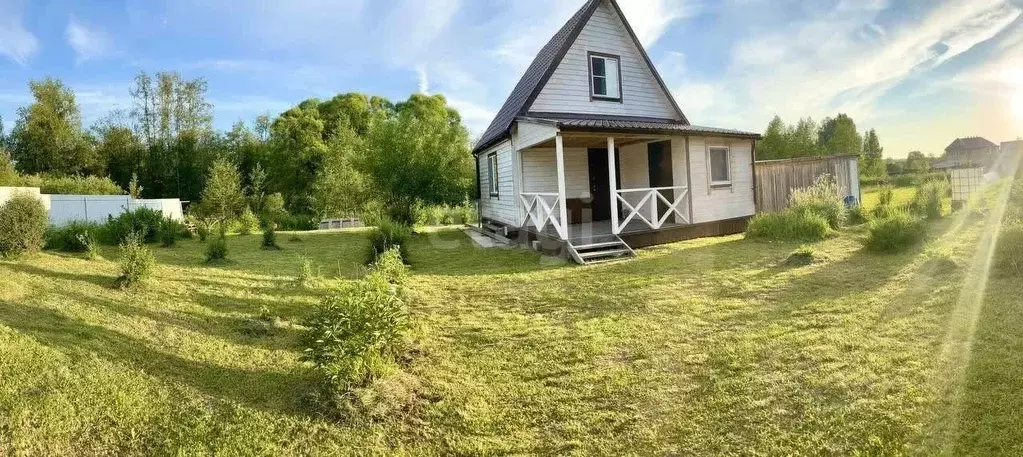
[755,155,860,213]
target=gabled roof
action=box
[946,137,998,152]
[473,0,688,154]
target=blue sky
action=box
[1,0,1022,158]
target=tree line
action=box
[756,114,886,178]
[0,73,475,226]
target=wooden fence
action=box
[755,155,861,213]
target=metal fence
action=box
[754,154,861,213]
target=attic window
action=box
[589,53,621,101]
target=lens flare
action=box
[1015,89,1023,120]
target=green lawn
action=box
[1,216,1021,455]
[861,185,917,210]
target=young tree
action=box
[199,158,246,231]
[362,94,474,225]
[9,78,96,175]
[757,116,787,160]
[818,114,862,156]
[789,117,821,158]
[905,150,931,173]
[314,127,368,219]
[861,129,887,178]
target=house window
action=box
[589,53,621,101]
[709,147,731,187]
[487,153,499,197]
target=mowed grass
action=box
[861,185,917,210]
[1,216,1021,455]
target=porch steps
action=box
[567,235,636,265]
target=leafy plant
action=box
[863,210,927,253]
[103,207,164,245]
[789,174,845,229]
[159,218,188,247]
[0,192,49,257]
[261,226,280,250]
[745,209,831,242]
[235,207,260,235]
[115,232,155,289]
[204,235,228,263]
[367,217,412,263]
[46,221,102,252]
[784,245,817,267]
[909,179,949,220]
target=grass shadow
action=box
[5,262,114,288]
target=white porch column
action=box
[554,134,569,240]
[607,137,620,235]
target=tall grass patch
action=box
[995,223,1023,276]
[0,192,49,258]
[303,247,414,419]
[367,217,412,263]
[46,221,102,252]
[790,174,845,229]
[863,210,927,253]
[746,210,831,242]
[910,179,950,220]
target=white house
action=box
[473,0,760,264]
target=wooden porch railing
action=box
[615,186,690,233]
[519,192,567,239]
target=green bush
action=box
[261,225,280,250]
[745,209,831,242]
[302,259,410,410]
[46,221,103,252]
[846,205,868,225]
[115,232,156,289]
[39,175,123,195]
[0,193,49,257]
[994,223,1023,276]
[159,218,188,247]
[863,210,927,253]
[103,207,165,245]
[910,179,950,220]
[372,247,409,285]
[235,207,260,235]
[367,217,412,263]
[784,245,816,267]
[789,174,845,229]
[204,235,229,263]
[280,214,319,231]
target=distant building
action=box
[933,137,999,170]
[995,140,1023,176]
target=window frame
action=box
[487,152,500,197]
[588,52,623,102]
[708,146,732,188]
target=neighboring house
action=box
[995,140,1023,176]
[472,0,760,263]
[933,137,999,170]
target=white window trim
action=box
[588,54,621,101]
[487,152,500,197]
[708,146,732,188]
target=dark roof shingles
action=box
[946,137,998,151]
[549,117,760,138]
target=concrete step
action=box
[578,248,631,259]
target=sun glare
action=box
[1015,89,1023,121]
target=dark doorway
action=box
[647,141,674,217]
[587,148,620,222]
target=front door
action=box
[587,148,620,222]
[647,141,674,217]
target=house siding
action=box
[688,136,756,224]
[513,120,558,151]
[528,0,680,120]
[478,140,518,225]
[521,148,590,199]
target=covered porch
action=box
[514,130,692,242]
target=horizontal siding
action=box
[689,137,756,224]
[522,148,590,198]
[529,0,679,119]
[513,120,558,150]
[478,141,518,225]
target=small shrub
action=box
[846,205,868,225]
[193,218,215,242]
[115,232,155,289]
[159,218,188,247]
[297,258,320,287]
[994,223,1023,276]
[39,174,124,195]
[46,221,102,252]
[239,306,278,338]
[103,207,165,245]
[280,214,320,231]
[372,247,409,285]
[235,207,260,235]
[863,210,927,253]
[784,245,816,267]
[367,217,412,263]
[82,233,101,260]
[876,185,895,208]
[261,225,280,250]
[745,209,831,242]
[302,265,410,412]
[790,174,845,229]
[0,193,49,257]
[910,179,950,220]
[204,235,229,263]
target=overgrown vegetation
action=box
[103,207,165,244]
[0,192,48,257]
[45,221,102,252]
[303,247,412,418]
[114,232,155,289]
[366,217,412,263]
[910,179,950,220]
[204,235,229,263]
[864,210,927,253]
[746,210,831,241]
[790,174,846,229]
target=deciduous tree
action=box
[861,129,886,178]
[9,78,96,175]
[817,114,862,156]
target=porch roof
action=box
[520,115,761,140]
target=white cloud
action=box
[416,66,430,94]
[66,17,112,63]
[447,98,496,138]
[618,0,700,46]
[0,0,39,64]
